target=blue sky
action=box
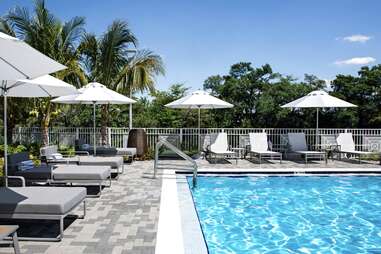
[1,0,380,91]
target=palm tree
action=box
[1,0,87,145]
[79,21,165,144]
[116,49,165,129]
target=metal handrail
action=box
[154,136,198,187]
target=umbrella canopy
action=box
[52,82,136,104]
[52,82,136,155]
[0,32,68,187]
[165,90,234,109]
[2,75,77,97]
[165,90,233,152]
[0,32,66,81]
[281,90,357,147]
[281,90,357,108]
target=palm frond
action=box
[116,49,165,94]
[0,18,16,36]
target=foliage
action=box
[0,144,27,157]
[330,65,381,127]
[203,62,369,128]
[1,0,87,145]
[78,21,164,143]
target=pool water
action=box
[188,176,381,254]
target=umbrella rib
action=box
[38,85,53,96]
[0,56,30,79]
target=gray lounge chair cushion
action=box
[53,165,111,180]
[116,147,137,156]
[0,187,86,215]
[78,156,123,169]
[12,165,52,180]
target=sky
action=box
[1,0,380,91]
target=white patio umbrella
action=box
[52,82,136,155]
[281,90,357,146]
[0,32,69,187]
[165,90,234,151]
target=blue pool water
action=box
[188,176,381,254]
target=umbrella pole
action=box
[3,82,8,187]
[129,90,133,130]
[198,106,201,153]
[93,102,96,156]
[316,108,319,150]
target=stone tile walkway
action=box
[0,161,161,254]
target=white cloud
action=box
[334,57,376,66]
[342,34,371,43]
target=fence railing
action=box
[11,127,381,152]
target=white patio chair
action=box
[248,133,282,164]
[336,133,380,163]
[207,133,236,162]
[287,132,326,164]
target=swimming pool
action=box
[188,176,381,254]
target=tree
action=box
[204,62,329,128]
[78,20,137,144]
[1,0,87,145]
[116,49,165,128]
[331,65,381,127]
[79,22,164,143]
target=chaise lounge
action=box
[207,132,236,163]
[287,132,326,164]
[0,184,86,241]
[41,145,125,176]
[8,152,112,197]
[336,133,380,163]
[248,132,282,164]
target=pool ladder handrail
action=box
[154,136,198,187]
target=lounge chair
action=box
[248,132,282,163]
[75,139,117,156]
[336,133,380,163]
[200,133,217,159]
[8,152,111,197]
[287,132,326,164]
[77,156,124,176]
[40,145,80,164]
[116,135,137,161]
[207,133,236,163]
[0,184,86,241]
[41,145,124,176]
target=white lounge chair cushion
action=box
[340,150,377,155]
[78,156,123,168]
[0,187,86,215]
[53,165,111,180]
[209,133,232,154]
[50,153,63,160]
[336,133,356,152]
[251,150,282,155]
[210,150,235,155]
[249,132,269,152]
[294,151,325,155]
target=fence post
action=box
[18,127,21,143]
[179,128,183,146]
[75,128,79,140]
[108,127,112,146]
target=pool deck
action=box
[1,158,380,254]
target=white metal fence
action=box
[11,127,381,152]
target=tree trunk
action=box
[41,101,51,146]
[100,104,109,145]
